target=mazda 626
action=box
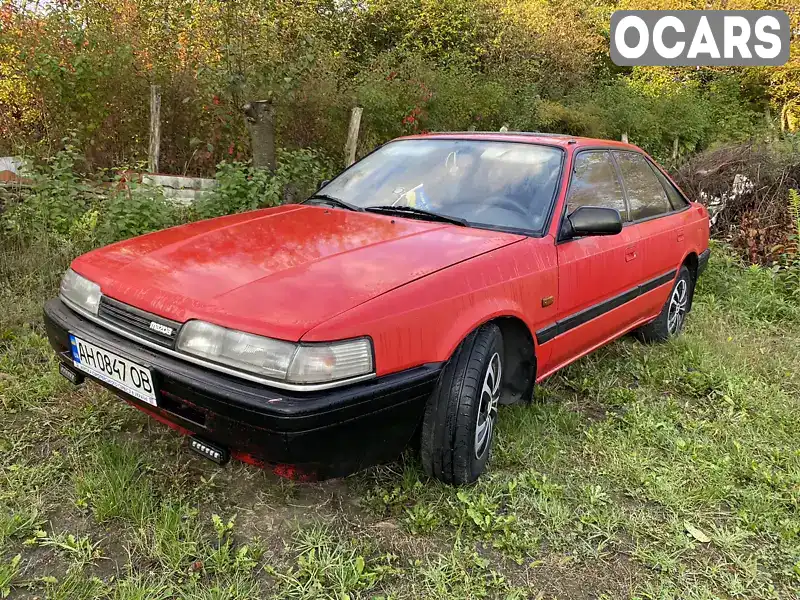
[45,132,710,484]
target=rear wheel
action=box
[421,323,503,485]
[635,265,693,343]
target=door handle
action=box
[677,230,685,242]
[625,246,637,262]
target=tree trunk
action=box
[243,100,276,171]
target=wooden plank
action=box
[148,85,161,174]
[344,107,363,167]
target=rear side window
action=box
[566,151,627,221]
[614,151,671,221]
[652,167,690,210]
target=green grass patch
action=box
[1,232,798,598]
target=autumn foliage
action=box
[0,0,797,176]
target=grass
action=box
[1,232,799,599]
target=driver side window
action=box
[566,151,627,221]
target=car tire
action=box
[635,265,694,343]
[421,323,503,485]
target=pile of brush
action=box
[672,140,800,265]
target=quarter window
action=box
[566,151,627,220]
[614,152,671,221]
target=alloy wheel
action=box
[668,278,689,335]
[475,352,501,459]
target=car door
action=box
[612,151,690,316]
[541,149,643,373]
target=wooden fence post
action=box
[344,107,363,167]
[672,136,679,161]
[243,100,276,171]
[148,85,161,174]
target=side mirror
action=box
[317,179,330,191]
[561,206,623,240]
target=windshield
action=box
[317,139,563,233]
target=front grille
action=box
[98,296,181,348]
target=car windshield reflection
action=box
[317,139,564,233]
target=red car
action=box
[45,133,710,484]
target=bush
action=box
[2,137,94,237]
[192,149,333,220]
[95,183,184,245]
[2,142,333,252]
[1,143,186,246]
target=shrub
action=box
[1,142,187,246]
[190,161,273,220]
[191,149,332,220]
[2,143,334,251]
[95,183,184,245]
[2,137,94,237]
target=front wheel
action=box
[420,323,503,485]
[635,265,694,343]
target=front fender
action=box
[433,299,533,362]
[302,238,558,377]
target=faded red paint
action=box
[68,133,709,383]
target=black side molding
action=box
[535,270,677,345]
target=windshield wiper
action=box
[364,205,468,227]
[305,194,363,212]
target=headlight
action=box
[60,268,101,315]
[176,320,374,385]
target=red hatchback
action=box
[44,133,710,484]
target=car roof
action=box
[398,131,642,152]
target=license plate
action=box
[69,335,157,406]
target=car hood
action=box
[72,205,524,341]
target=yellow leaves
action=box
[618,0,786,9]
[486,0,604,77]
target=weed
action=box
[205,514,262,576]
[404,503,441,534]
[0,554,20,598]
[74,441,156,525]
[174,573,263,600]
[39,531,104,565]
[414,542,528,599]
[776,188,800,298]
[42,565,108,600]
[266,524,398,599]
[0,505,41,546]
[132,502,203,574]
[111,574,172,600]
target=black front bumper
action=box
[44,298,441,478]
